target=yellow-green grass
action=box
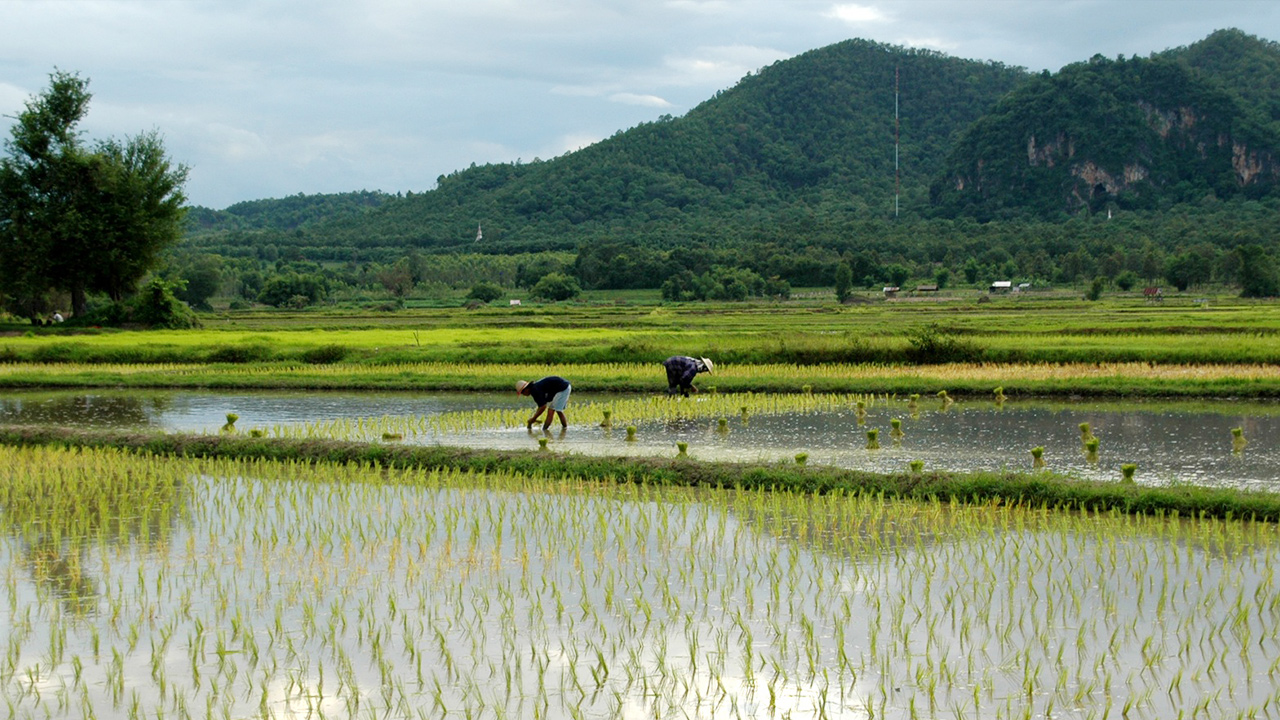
[5,295,1280,367]
[2,360,1279,397]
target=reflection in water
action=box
[2,390,1279,489]
[0,392,167,427]
[0,446,187,615]
[2,451,1277,719]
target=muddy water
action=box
[1,389,1276,490]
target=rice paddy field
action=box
[4,298,1280,719]
[3,444,1280,720]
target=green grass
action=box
[2,294,1279,396]
[4,425,1279,521]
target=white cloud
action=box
[897,36,959,53]
[661,45,792,88]
[554,133,603,155]
[5,0,1280,206]
[0,82,32,118]
[826,3,889,25]
[609,93,673,108]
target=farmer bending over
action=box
[662,356,714,397]
[516,376,572,430]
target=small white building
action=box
[509,299,521,306]
[989,281,1012,293]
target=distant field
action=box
[1,292,1277,368]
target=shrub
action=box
[531,272,581,301]
[467,282,504,303]
[905,323,980,364]
[300,344,348,364]
[129,278,200,329]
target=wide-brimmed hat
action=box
[700,357,714,373]
[515,380,529,394]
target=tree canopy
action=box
[0,71,188,319]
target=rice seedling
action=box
[890,418,904,438]
[1,443,1278,720]
[599,410,612,428]
[909,460,924,475]
[1121,464,1137,483]
[938,390,954,410]
[676,443,689,459]
[1079,422,1096,444]
[993,386,1006,404]
[1233,427,1248,453]
[537,437,549,451]
[1085,437,1101,463]
[794,453,808,466]
[866,428,880,450]
[716,418,729,434]
[1031,447,1046,470]
[625,426,637,442]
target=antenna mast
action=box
[894,65,900,219]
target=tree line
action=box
[0,72,188,324]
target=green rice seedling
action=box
[716,417,728,434]
[802,385,812,394]
[890,418,904,438]
[625,426,637,442]
[993,386,1006,404]
[1120,463,1137,483]
[909,460,924,474]
[937,390,953,410]
[676,442,689,459]
[1031,446,1046,469]
[1079,422,1096,443]
[221,413,239,433]
[866,428,880,450]
[1232,427,1247,453]
[1085,436,1100,463]
[794,453,808,466]
[382,432,403,441]
[537,437,549,451]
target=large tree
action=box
[0,71,188,318]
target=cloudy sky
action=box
[2,1,1278,209]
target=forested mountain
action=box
[932,30,1280,220]
[186,39,1028,258]
[187,191,389,233]
[177,30,1280,304]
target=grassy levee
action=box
[1,360,1278,396]
[4,425,1278,521]
[4,295,1280,368]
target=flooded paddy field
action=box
[1,389,1277,490]
[3,445,1278,720]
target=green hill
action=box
[178,30,1280,302]
[932,30,1280,220]
[187,39,1027,258]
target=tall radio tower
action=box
[894,65,900,219]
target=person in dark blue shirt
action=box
[662,356,714,397]
[516,376,572,430]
